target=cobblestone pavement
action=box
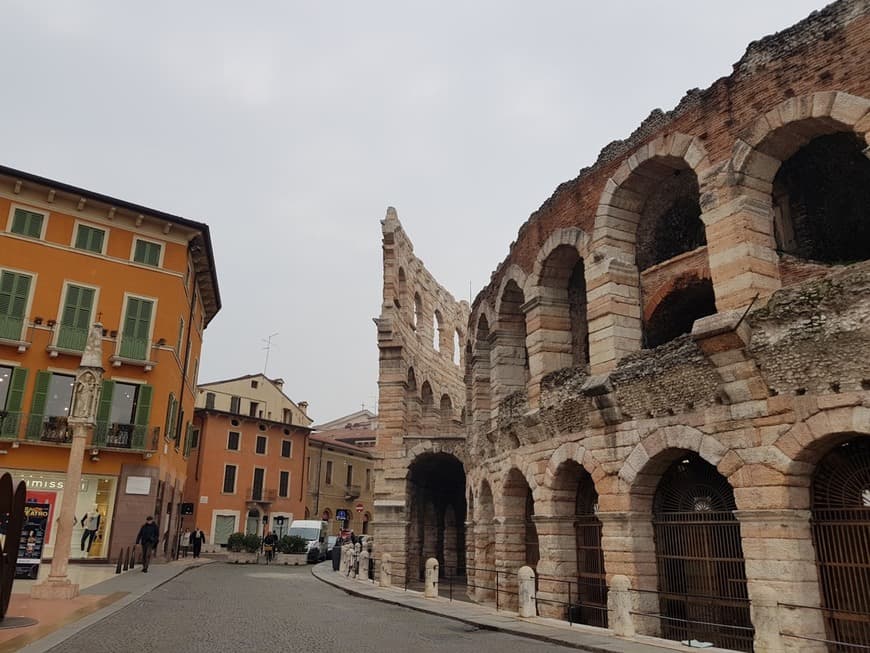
[48,564,577,653]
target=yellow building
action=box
[0,164,220,563]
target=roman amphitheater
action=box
[373,1,870,651]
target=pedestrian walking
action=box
[263,530,278,564]
[135,516,159,573]
[180,528,191,557]
[190,526,206,558]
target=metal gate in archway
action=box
[811,437,870,651]
[652,453,754,652]
[574,472,607,627]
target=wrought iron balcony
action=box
[93,422,147,450]
[25,415,72,444]
[344,484,361,500]
[246,487,277,503]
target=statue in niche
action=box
[71,370,100,420]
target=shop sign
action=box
[125,476,151,495]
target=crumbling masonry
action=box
[374,2,870,651]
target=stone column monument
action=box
[31,323,104,600]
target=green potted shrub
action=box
[275,534,308,565]
[243,533,262,554]
[227,532,260,563]
[227,532,245,553]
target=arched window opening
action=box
[495,280,529,407]
[420,381,435,430]
[433,310,443,351]
[475,481,496,603]
[652,452,753,652]
[439,394,452,427]
[773,132,870,265]
[407,453,466,579]
[636,165,705,271]
[810,436,870,649]
[540,245,589,368]
[397,267,407,312]
[502,468,537,610]
[405,368,420,435]
[644,277,715,349]
[470,315,492,431]
[453,330,462,366]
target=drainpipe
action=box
[314,439,324,517]
[176,242,199,442]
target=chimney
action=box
[298,401,308,415]
[273,378,284,389]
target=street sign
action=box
[355,503,364,513]
[335,508,349,521]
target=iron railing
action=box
[246,487,277,502]
[0,411,22,439]
[631,587,754,652]
[93,422,148,449]
[779,602,870,652]
[25,415,73,443]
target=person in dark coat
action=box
[190,526,206,558]
[135,516,159,572]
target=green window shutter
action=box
[134,240,161,266]
[12,209,43,238]
[59,285,95,350]
[183,423,193,457]
[121,297,153,359]
[134,384,153,427]
[165,394,177,440]
[26,371,51,439]
[75,225,105,253]
[0,272,32,340]
[1,367,27,436]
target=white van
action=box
[288,519,329,562]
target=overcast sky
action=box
[1,1,825,423]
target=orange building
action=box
[0,164,220,563]
[184,374,311,546]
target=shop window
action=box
[279,471,290,498]
[227,431,240,451]
[256,435,267,454]
[281,440,292,458]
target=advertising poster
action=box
[16,502,50,579]
[25,491,57,544]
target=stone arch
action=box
[433,309,443,351]
[541,441,605,513]
[470,311,494,435]
[528,227,590,294]
[642,272,716,348]
[588,133,711,372]
[473,478,497,602]
[492,278,529,419]
[494,264,530,316]
[404,367,420,436]
[397,266,408,315]
[711,91,870,310]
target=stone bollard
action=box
[380,553,392,588]
[607,574,635,638]
[358,547,370,582]
[424,558,439,598]
[340,544,352,576]
[750,586,784,653]
[352,542,361,578]
[122,547,129,571]
[518,566,536,618]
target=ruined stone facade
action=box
[375,2,870,651]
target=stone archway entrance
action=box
[407,452,466,580]
[811,436,870,649]
[652,453,753,652]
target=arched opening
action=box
[539,245,589,370]
[362,512,371,535]
[439,394,453,430]
[321,508,332,522]
[420,381,435,431]
[433,310,443,351]
[405,368,420,436]
[494,280,529,410]
[644,277,715,348]
[773,133,870,265]
[636,164,705,271]
[501,468,537,611]
[546,459,607,625]
[652,452,753,651]
[475,481,496,603]
[810,435,870,649]
[397,267,407,313]
[470,315,492,433]
[407,453,466,581]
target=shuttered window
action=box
[0,271,32,341]
[120,297,153,360]
[10,208,44,238]
[227,431,240,450]
[74,225,105,253]
[58,284,95,351]
[279,471,290,498]
[281,440,292,458]
[133,239,162,267]
[0,366,26,437]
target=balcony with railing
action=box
[109,336,157,371]
[246,487,278,503]
[93,422,148,450]
[24,415,73,444]
[0,315,29,352]
[344,484,362,500]
[0,411,22,440]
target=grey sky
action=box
[1,1,825,423]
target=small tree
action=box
[243,533,262,554]
[278,535,307,554]
[227,532,245,553]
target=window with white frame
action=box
[255,435,267,455]
[222,465,237,493]
[279,470,290,498]
[9,207,45,239]
[0,270,33,341]
[119,295,154,360]
[281,440,292,458]
[132,238,162,267]
[57,283,96,351]
[227,431,240,451]
[73,224,106,254]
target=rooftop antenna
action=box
[262,332,279,375]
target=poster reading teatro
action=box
[16,503,50,579]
